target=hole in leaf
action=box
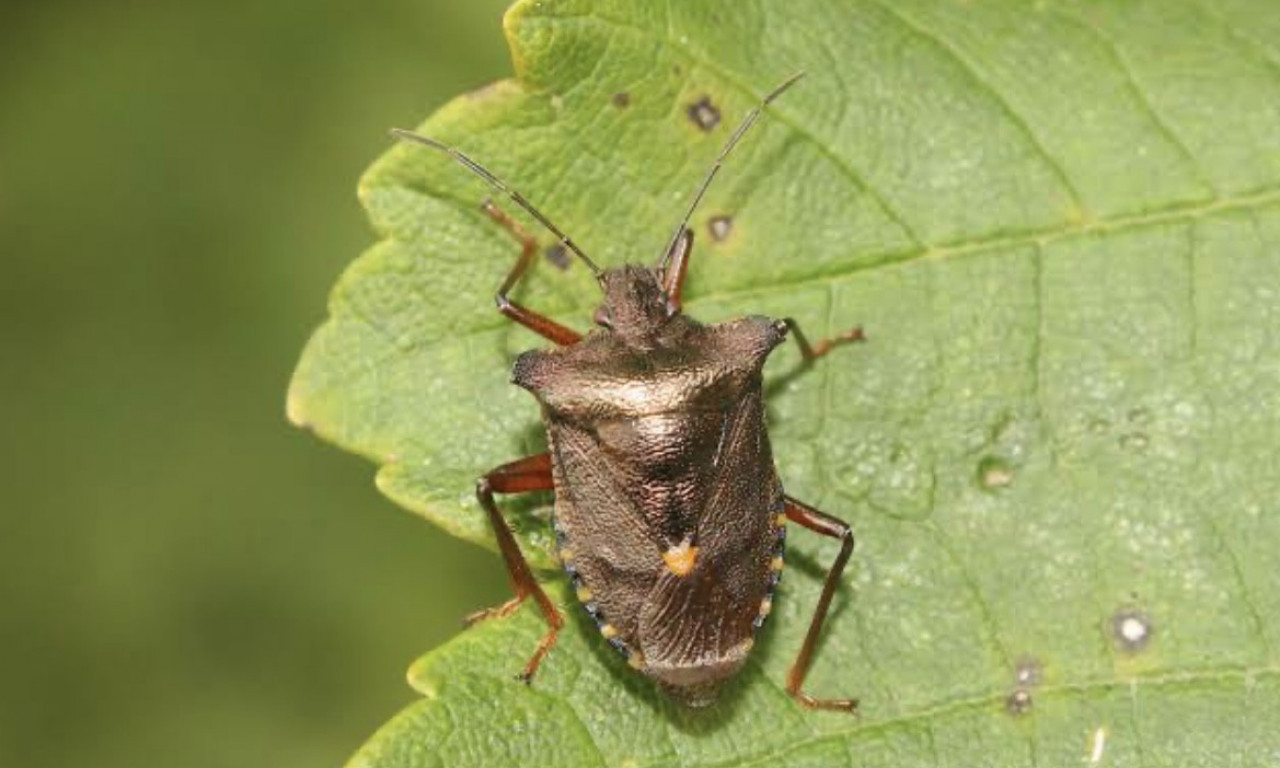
[977,456,1014,490]
[1005,688,1033,716]
[1110,608,1153,653]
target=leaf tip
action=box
[407,651,442,699]
[501,0,534,81]
[373,464,397,494]
[284,380,311,430]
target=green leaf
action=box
[288,0,1280,764]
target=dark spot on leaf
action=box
[612,92,631,109]
[977,456,1014,490]
[544,243,570,271]
[1111,608,1153,653]
[1005,688,1033,716]
[687,97,721,131]
[708,215,733,242]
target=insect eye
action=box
[594,307,613,329]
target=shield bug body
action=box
[393,74,862,712]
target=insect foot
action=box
[461,595,523,627]
[779,318,866,362]
[469,460,564,684]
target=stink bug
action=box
[392,73,863,712]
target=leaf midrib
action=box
[361,184,1280,345]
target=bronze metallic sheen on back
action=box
[515,274,786,704]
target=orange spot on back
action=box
[662,539,699,577]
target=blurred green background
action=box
[0,1,516,766]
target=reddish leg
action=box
[783,495,858,713]
[472,452,564,683]
[482,200,582,346]
[781,318,865,361]
[660,227,694,315]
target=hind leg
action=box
[472,452,563,683]
[782,495,858,713]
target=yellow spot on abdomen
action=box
[662,538,700,577]
[770,555,785,572]
[576,585,593,603]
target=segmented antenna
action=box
[390,128,602,277]
[659,72,805,270]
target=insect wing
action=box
[638,384,781,685]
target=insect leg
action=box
[482,200,583,347]
[780,318,864,361]
[472,452,565,683]
[660,228,694,315]
[781,495,858,713]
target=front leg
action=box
[483,201,583,347]
[780,317,864,361]
[473,452,563,683]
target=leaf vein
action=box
[1029,243,1056,465]
[1190,0,1280,81]
[1206,513,1274,661]
[1048,7,1216,197]
[862,0,1087,214]
[1128,680,1148,768]
[925,521,1013,671]
[380,184,1280,356]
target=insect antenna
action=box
[658,71,805,271]
[390,128,603,278]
